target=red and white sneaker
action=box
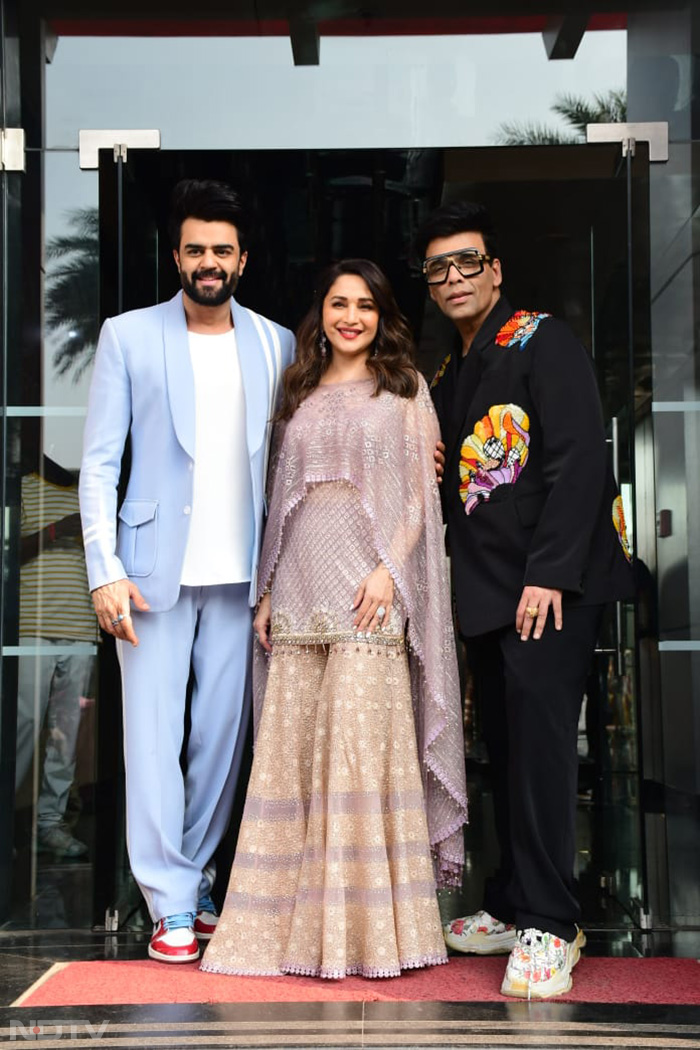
[194,912,219,939]
[194,894,219,939]
[148,914,199,963]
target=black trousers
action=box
[467,604,604,942]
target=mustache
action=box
[193,269,228,281]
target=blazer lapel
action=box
[449,296,513,466]
[446,347,483,478]
[232,297,270,457]
[162,291,271,463]
[163,291,195,459]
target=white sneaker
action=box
[443,909,517,954]
[500,926,586,999]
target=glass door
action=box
[96,142,651,932]
[94,144,442,928]
[435,142,650,929]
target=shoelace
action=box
[161,911,196,931]
[197,894,216,914]
[517,928,544,1002]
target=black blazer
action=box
[431,296,634,638]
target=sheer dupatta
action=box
[254,376,468,887]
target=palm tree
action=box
[45,207,100,382]
[494,89,626,146]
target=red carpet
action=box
[17,956,700,1008]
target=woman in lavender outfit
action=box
[201,259,467,979]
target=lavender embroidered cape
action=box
[255,374,468,886]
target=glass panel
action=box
[0,0,24,925]
[43,152,99,406]
[627,6,700,929]
[4,147,103,928]
[424,142,648,927]
[46,31,625,150]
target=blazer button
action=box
[184,505,191,515]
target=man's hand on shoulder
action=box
[516,586,563,641]
[92,579,150,646]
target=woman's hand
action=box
[254,593,272,653]
[353,564,394,633]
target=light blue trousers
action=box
[117,583,252,922]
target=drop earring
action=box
[373,320,382,358]
[319,331,328,359]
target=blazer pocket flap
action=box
[515,491,546,528]
[118,499,158,527]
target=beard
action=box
[180,267,240,307]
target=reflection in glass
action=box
[15,421,98,866]
[46,207,99,382]
[9,149,101,926]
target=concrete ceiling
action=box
[30,0,677,21]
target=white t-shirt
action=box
[180,328,254,586]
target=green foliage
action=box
[494,88,626,146]
[45,207,99,382]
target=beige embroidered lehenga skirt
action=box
[200,483,447,979]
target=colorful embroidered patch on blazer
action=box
[495,310,551,350]
[612,495,632,562]
[430,353,451,389]
[459,404,530,515]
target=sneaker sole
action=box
[444,932,515,955]
[148,944,200,963]
[447,932,518,957]
[501,974,573,999]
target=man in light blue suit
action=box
[79,181,295,963]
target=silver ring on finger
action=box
[111,613,125,626]
[376,605,386,620]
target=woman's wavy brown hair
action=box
[276,258,419,421]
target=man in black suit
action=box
[417,201,633,999]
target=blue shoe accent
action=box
[162,911,196,931]
[197,894,216,915]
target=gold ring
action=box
[525,606,539,617]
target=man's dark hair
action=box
[168,179,250,252]
[415,200,499,262]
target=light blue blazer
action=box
[79,291,295,611]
